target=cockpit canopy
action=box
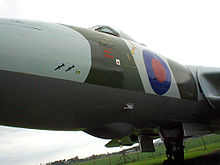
[89,25,135,42]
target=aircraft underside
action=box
[0,68,218,164]
[0,69,213,129]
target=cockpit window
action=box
[89,25,135,42]
[101,28,116,35]
[92,26,119,37]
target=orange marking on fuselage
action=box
[152,58,166,83]
[104,50,112,54]
[104,54,114,59]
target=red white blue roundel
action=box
[143,49,171,95]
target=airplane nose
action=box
[0,18,91,83]
[0,18,92,130]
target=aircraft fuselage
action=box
[0,18,216,132]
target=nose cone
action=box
[0,19,92,130]
[0,18,91,83]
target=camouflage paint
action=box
[66,26,145,92]
[0,19,215,140]
[167,59,198,100]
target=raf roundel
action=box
[143,49,171,95]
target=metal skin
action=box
[0,18,219,164]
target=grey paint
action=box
[198,66,220,109]
[84,122,135,139]
[182,123,211,136]
[0,18,91,83]
[186,65,206,101]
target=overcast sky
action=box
[0,0,220,165]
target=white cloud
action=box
[0,126,119,165]
[0,0,23,17]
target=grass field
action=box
[71,134,220,165]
